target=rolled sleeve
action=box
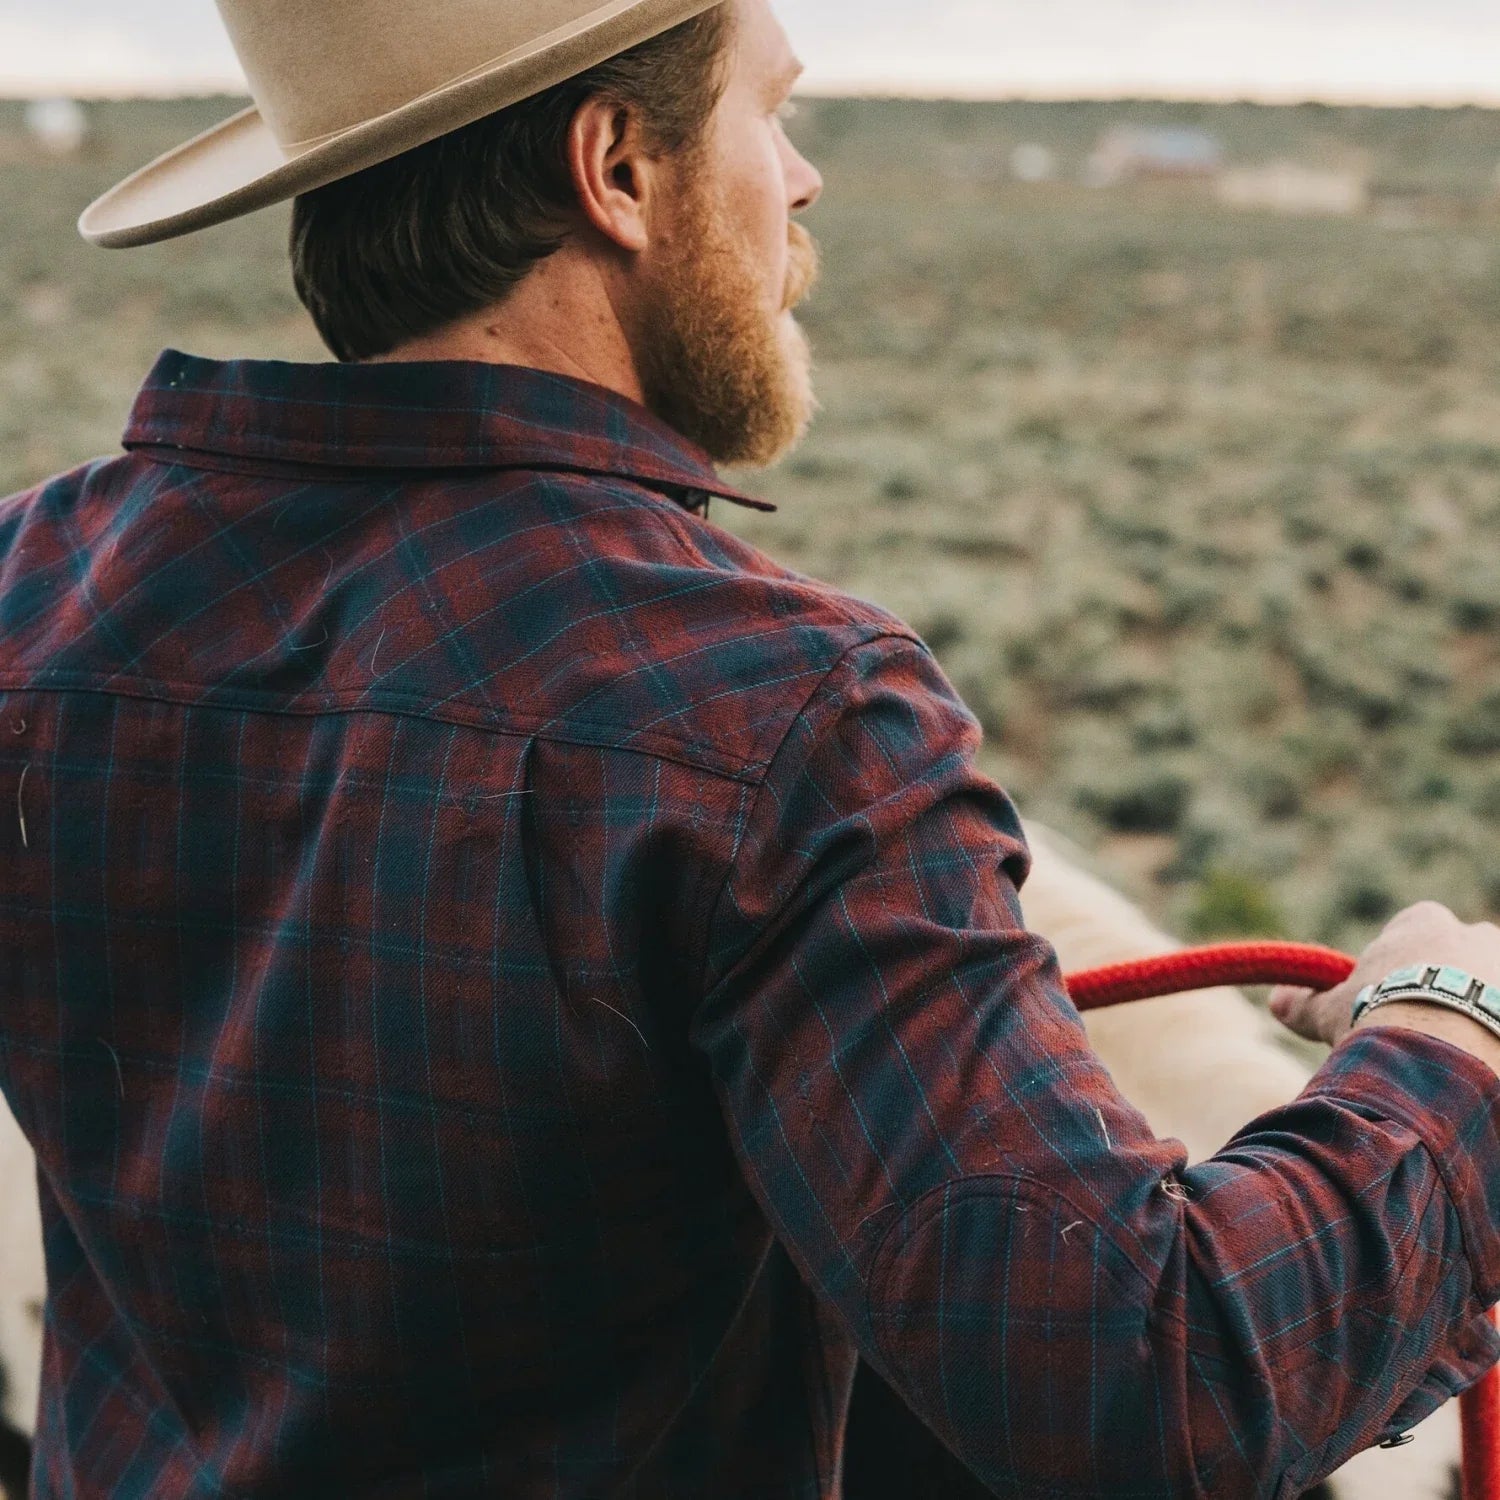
[694,634,1500,1498]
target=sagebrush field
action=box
[4,96,1500,951]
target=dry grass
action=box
[6,96,1500,949]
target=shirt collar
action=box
[122,349,775,514]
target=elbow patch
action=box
[865,1173,1191,1496]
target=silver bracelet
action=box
[1358,991,1500,1045]
[1353,963,1500,1046]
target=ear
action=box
[567,96,656,255]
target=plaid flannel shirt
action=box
[1,349,1498,1499]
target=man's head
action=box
[291,0,823,468]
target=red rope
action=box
[1064,941,1354,1011]
[1061,941,1500,1500]
[1466,1383,1500,1500]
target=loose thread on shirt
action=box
[1095,1107,1111,1149]
[1160,1176,1192,1203]
[1061,1220,1085,1243]
[370,627,387,675]
[99,1038,124,1100]
[587,997,651,1053]
[16,763,30,849]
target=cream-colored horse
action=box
[0,824,1459,1498]
[1023,822,1460,1500]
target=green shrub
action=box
[1185,870,1286,940]
[1446,561,1500,632]
[1076,771,1192,835]
[1447,692,1500,756]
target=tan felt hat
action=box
[79,0,719,249]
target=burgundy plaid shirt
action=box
[1,350,1499,1499]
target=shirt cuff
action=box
[1309,1025,1500,1306]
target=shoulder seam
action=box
[696,631,930,999]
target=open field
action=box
[4,96,1500,950]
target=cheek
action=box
[717,125,793,295]
[752,152,793,296]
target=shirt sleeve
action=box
[693,632,1500,1499]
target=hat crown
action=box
[81,0,713,248]
[216,0,628,151]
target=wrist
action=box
[1353,1000,1500,1079]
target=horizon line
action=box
[801,83,1500,110]
[3,80,1500,111]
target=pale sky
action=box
[2,0,1498,104]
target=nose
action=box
[786,143,823,215]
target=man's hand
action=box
[1271,902,1500,1075]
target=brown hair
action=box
[290,6,732,362]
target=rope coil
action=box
[1062,941,1500,1500]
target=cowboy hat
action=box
[79,0,720,249]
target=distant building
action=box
[1085,126,1223,188]
[1368,185,1459,231]
[1217,163,1368,218]
[941,142,1059,188]
[939,144,1007,186]
[23,98,88,157]
[1010,144,1057,185]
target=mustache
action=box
[784,222,821,312]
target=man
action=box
[3,0,1499,1494]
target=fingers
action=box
[1271,979,1363,1046]
[1273,902,1500,1052]
[1266,984,1326,1044]
[1267,986,1307,1021]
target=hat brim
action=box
[80,0,719,249]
